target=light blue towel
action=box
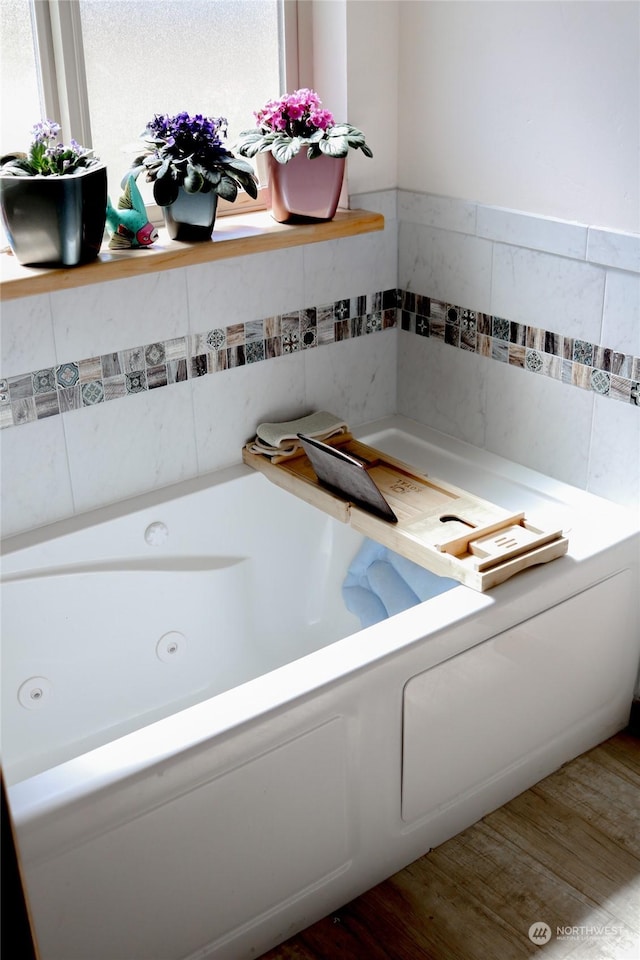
[342,539,458,628]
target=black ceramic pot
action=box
[0,165,107,267]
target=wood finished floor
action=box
[259,732,640,960]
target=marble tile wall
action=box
[1,188,638,536]
[396,191,639,509]
[0,201,399,536]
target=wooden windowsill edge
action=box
[0,207,384,302]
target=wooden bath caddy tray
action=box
[242,435,568,592]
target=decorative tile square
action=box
[612,353,632,378]
[561,359,574,384]
[631,382,640,406]
[317,304,334,324]
[593,346,612,372]
[164,337,188,361]
[415,294,430,317]
[12,398,36,424]
[145,342,166,366]
[8,374,34,400]
[282,331,300,352]
[167,358,188,383]
[265,337,282,359]
[78,357,102,381]
[368,291,382,312]
[206,328,227,351]
[103,376,127,401]
[125,370,147,393]
[351,317,365,337]
[146,364,168,389]
[244,320,264,343]
[526,326,545,351]
[632,357,640,381]
[227,345,246,367]
[246,341,265,363]
[476,313,492,336]
[56,362,80,388]
[0,403,14,428]
[415,315,429,337]
[119,346,145,373]
[401,290,415,313]
[351,295,366,317]
[509,322,526,345]
[301,307,317,329]
[525,349,543,373]
[478,334,492,357]
[591,369,611,395]
[334,299,350,321]
[366,313,383,334]
[263,316,281,339]
[491,339,508,362]
[208,350,228,373]
[445,303,461,325]
[317,318,335,345]
[226,323,244,348]
[571,363,592,390]
[334,320,350,341]
[189,356,207,379]
[99,354,121,378]
[383,308,398,329]
[508,344,526,367]
[541,354,562,379]
[573,340,593,366]
[382,288,399,309]
[81,380,104,405]
[430,299,446,322]
[609,375,631,403]
[58,384,82,411]
[543,331,562,356]
[281,313,300,337]
[34,391,60,419]
[301,327,317,349]
[445,322,460,347]
[32,368,56,394]
[430,318,445,341]
[492,316,510,341]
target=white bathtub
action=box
[3,416,639,960]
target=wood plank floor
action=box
[259,731,640,960]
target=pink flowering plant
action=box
[235,89,372,164]
[1,120,99,176]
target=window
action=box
[1,0,300,214]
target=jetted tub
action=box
[3,416,639,960]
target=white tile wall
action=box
[1,188,638,538]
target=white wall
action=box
[397,1,639,233]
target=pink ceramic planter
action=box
[266,151,346,223]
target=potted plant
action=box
[127,111,259,241]
[0,120,106,267]
[235,88,372,223]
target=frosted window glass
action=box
[79,0,282,201]
[0,0,42,155]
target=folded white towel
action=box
[247,411,350,462]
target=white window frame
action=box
[29,0,304,219]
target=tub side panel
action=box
[24,717,352,960]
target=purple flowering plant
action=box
[0,120,99,176]
[235,89,372,165]
[127,111,258,207]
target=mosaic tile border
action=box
[0,290,398,430]
[1,288,638,430]
[400,294,640,407]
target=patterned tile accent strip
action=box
[1,289,638,429]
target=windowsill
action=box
[0,207,384,302]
